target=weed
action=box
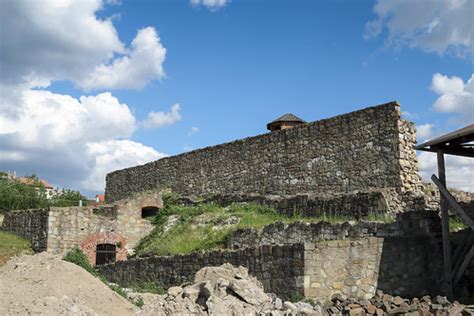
[132,280,166,295]
[63,247,97,276]
[133,296,144,308]
[109,284,128,298]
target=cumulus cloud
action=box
[143,104,182,129]
[0,89,165,192]
[0,0,170,193]
[416,123,435,141]
[365,0,473,56]
[418,152,474,192]
[431,73,474,119]
[190,0,229,10]
[77,27,166,90]
[0,0,166,91]
[83,140,166,191]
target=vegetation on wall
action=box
[134,196,393,257]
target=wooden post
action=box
[438,150,453,299]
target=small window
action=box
[141,206,159,218]
[96,244,116,265]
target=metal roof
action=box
[415,124,474,157]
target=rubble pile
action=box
[324,291,474,316]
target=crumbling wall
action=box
[47,191,161,261]
[1,209,49,252]
[98,244,305,299]
[105,102,422,212]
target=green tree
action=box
[0,176,49,212]
[50,189,88,207]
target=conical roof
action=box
[268,113,305,124]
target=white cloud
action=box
[365,0,473,56]
[0,89,165,193]
[416,123,435,141]
[0,0,166,91]
[431,73,474,119]
[190,0,229,10]
[77,27,166,90]
[189,127,200,135]
[0,0,170,194]
[418,152,474,192]
[143,104,182,129]
[83,140,166,191]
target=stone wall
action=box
[303,236,443,301]
[106,102,423,213]
[1,209,49,252]
[98,244,305,299]
[226,211,441,250]
[47,191,162,264]
[1,191,162,265]
[98,236,444,302]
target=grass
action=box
[131,280,166,295]
[0,229,33,266]
[134,199,394,257]
[449,215,468,232]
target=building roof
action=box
[415,124,474,158]
[267,113,305,130]
[16,177,53,189]
[95,194,105,202]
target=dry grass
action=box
[0,229,33,266]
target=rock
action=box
[273,297,283,310]
[183,286,200,302]
[349,307,365,316]
[393,296,404,305]
[167,286,183,297]
[365,304,377,314]
[434,295,449,306]
[228,278,271,306]
[294,302,313,310]
[284,301,298,311]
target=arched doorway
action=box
[95,243,116,265]
[141,206,159,218]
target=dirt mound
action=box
[0,252,137,316]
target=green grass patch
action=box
[134,197,390,257]
[0,229,33,266]
[131,280,166,295]
[449,215,468,232]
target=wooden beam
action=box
[436,150,454,299]
[431,175,474,230]
[452,232,474,269]
[453,246,474,287]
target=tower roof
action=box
[266,113,305,131]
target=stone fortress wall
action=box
[105,102,423,214]
[2,191,162,265]
[98,212,447,301]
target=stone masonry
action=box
[105,102,424,214]
[2,191,163,265]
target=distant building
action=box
[13,175,59,199]
[95,194,106,205]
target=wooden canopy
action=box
[415,124,474,157]
[415,123,474,300]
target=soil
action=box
[0,252,137,315]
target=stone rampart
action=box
[105,102,422,212]
[1,209,49,252]
[226,211,441,250]
[98,244,305,299]
[98,236,443,301]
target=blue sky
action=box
[1,0,473,196]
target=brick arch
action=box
[80,232,128,266]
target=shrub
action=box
[63,247,97,276]
[133,280,166,295]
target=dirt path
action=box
[0,252,137,315]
